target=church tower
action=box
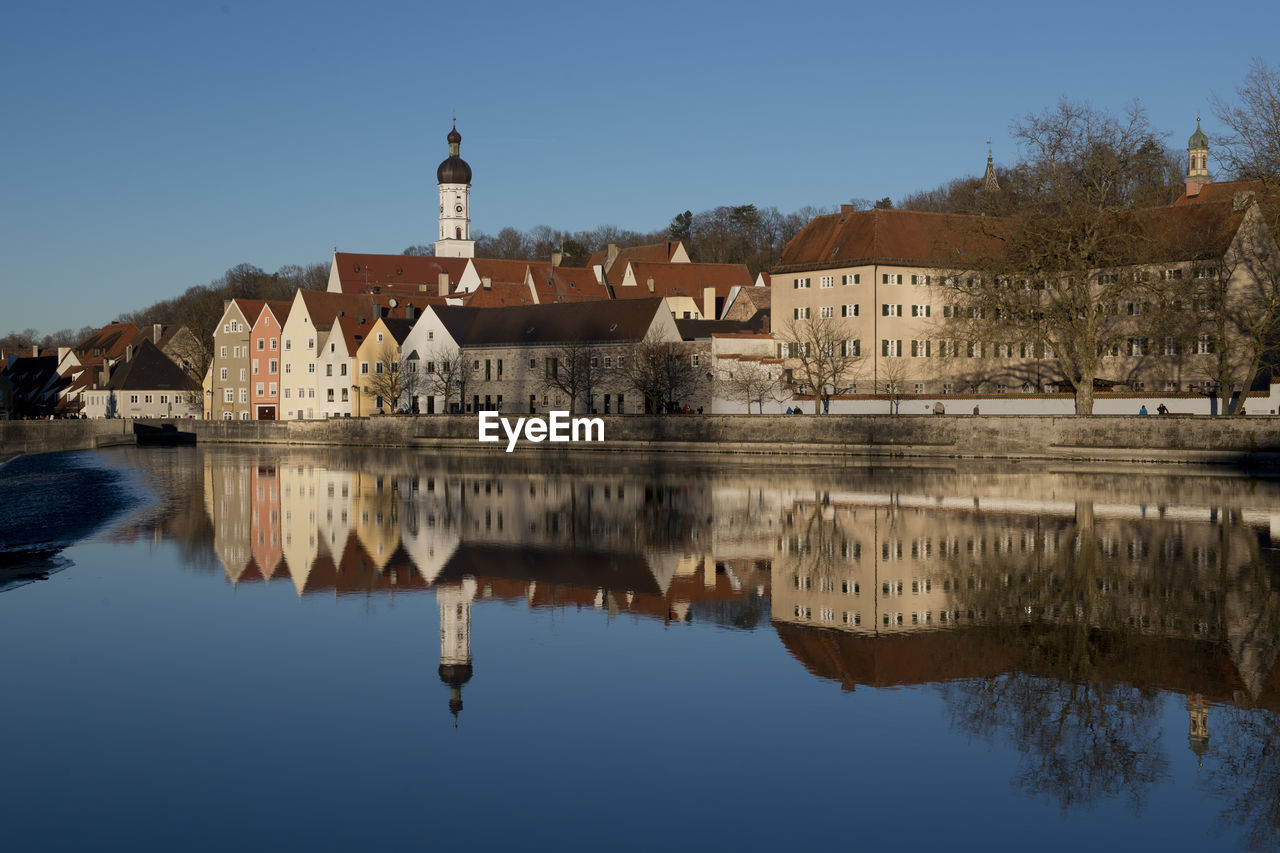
[981,144,999,193]
[1186,117,1211,198]
[435,123,475,258]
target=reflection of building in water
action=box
[770,485,1280,714]
[438,577,476,726]
[1187,693,1210,764]
[200,451,772,622]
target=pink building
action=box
[249,300,291,420]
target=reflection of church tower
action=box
[1186,117,1211,198]
[438,576,477,726]
[435,123,475,258]
[1186,693,1210,767]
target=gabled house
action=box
[279,290,376,420]
[81,340,201,418]
[249,301,292,420]
[211,299,270,420]
[355,317,414,415]
[317,314,369,418]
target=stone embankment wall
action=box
[4,414,1280,464]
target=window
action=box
[1197,335,1215,355]
[911,304,930,317]
[1164,337,1178,356]
[914,383,924,394]
[307,337,315,349]
[360,362,369,375]
[239,388,248,403]
[375,362,384,375]
[842,339,861,357]
[882,304,902,317]
[910,339,931,357]
[284,389,291,399]
[1164,268,1183,281]
[793,307,811,319]
[285,339,292,351]
[340,363,347,376]
[793,277,811,289]
[604,356,612,368]
[967,341,983,358]
[819,306,834,318]
[842,273,860,285]
[882,273,902,285]
[841,304,859,317]
[306,363,314,374]
[256,383,264,396]
[882,339,902,357]
[285,363,291,374]
[692,354,700,366]
[219,368,228,380]
[326,364,333,377]
[820,275,834,288]
[239,368,246,381]
[270,338,277,350]
[1129,337,1148,356]
[376,332,384,344]
[268,359,277,373]
[943,383,954,394]
[224,389,233,403]
[269,383,276,395]
[996,384,1008,394]
[910,274,930,286]
[257,339,264,351]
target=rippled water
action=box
[2,445,1279,851]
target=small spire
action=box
[981,143,999,192]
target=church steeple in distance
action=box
[981,141,999,193]
[435,120,476,259]
[1186,116,1211,198]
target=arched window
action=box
[455,226,462,239]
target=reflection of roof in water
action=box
[774,622,1263,707]
[435,543,664,596]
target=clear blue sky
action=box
[2,0,1276,334]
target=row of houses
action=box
[206,283,775,420]
[2,323,204,419]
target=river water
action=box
[3,445,1279,851]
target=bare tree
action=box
[539,342,605,413]
[425,345,471,413]
[623,331,696,414]
[400,353,424,413]
[717,359,781,414]
[362,344,406,413]
[776,315,864,415]
[943,100,1179,414]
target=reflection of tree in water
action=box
[1200,703,1280,851]
[941,501,1170,812]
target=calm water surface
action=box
[3,446,1280,851]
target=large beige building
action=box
[771,128,1280,412]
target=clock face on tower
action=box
[455,204,464,214]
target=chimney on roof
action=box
[438,273,450,297]
[606,243,619,272]
[761,313,770,334]
[125,344,134,363]
[551,250,562,267]
[841,204,855,214]
[152,324,162,344]
[703,286,716,321]
[482,276,492,290]
[31,345,38,357]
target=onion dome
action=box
[437,123,472,184]
[1189,118,1208,150]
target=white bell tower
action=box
[435,122,475,258]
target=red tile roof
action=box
[332,252,470,293]
[774,208,1002,273]
[616,261,753,301]
[297,291,377,330]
